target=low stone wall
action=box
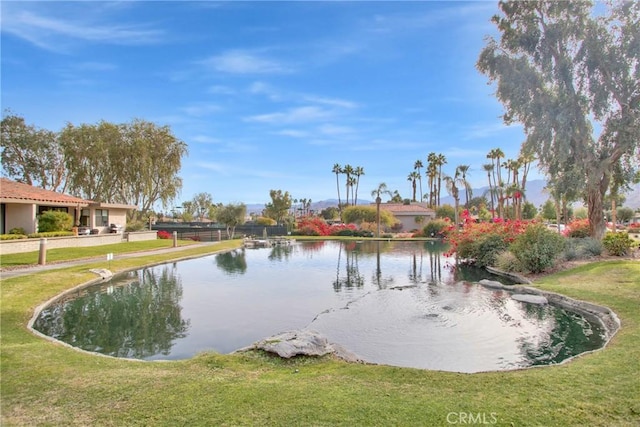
[1,234,124,255]
[125,231,157,243]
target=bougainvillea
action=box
[564,218,590,238]
[157,230,172,239]
[294,216,357,236]
[445,213,533,267]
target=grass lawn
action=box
[1,241,639,426]
[0,239,201,267]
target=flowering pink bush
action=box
[295,216,358,236]
[445,215,533,267]
[564,219,590,238]
[157,230,172,239]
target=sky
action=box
[1,1,543,207]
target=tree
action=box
[482,163,496,218]
[478,1,640,239]
[192,192,213,222]
[457,165,472,208]
[354,166,365,205]
[342,205,395,227]
[59,119,188,217]
[264,189,292,224]
[343,164,354,206]
[407,171,420,202]
[1,112,67,192]
[371,182,393,237]
[414,160,424,202]
[540,199,557,222]
[217,203,247,239]
[332,164,343,212]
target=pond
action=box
[33,240,606,372]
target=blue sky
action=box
[1,1,542,206]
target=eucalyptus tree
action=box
[414,160,424,202]
[217,203,247,239]
[478,1,640,238]
[60,119,187,217]
[1,112,67,192]
[264,189,292,225]
[192,192,213,222]
[332,163,343,211]
[371,182,393,237]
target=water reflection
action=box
[215,249,247,275]
[34,266,189,358]
[33,240,605,371]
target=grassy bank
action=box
[1,246,639,425]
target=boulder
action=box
[511,294,548,305]
[251,330,363,362]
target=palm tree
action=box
[436,153,447,206]
[457,164,471,208]
[407,171,420,202]
[414,160,424,202]
[487,148,505,217]
[332,163,343,212]
[427,152,438,208]
[371,182,393,237]
[348,176,357,205]
[444,172,461,227]
[343,164,354,206]
[482,163,495,218]
[354,166,364,205]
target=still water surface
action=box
[34,240,605,372]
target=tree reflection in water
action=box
[215,249,247,275]
[33,265,190,359]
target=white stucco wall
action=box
[5,204,37,234]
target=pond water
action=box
[33,240,606,372]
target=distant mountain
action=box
[245,179,640,215]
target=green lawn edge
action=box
[1,245,639,426]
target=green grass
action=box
[1,247,639,425]
[0,239,200,267]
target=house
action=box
[0,178,136,235]
[378,202,437,231]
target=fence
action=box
[152,224,289,242]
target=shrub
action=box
[294,217,331,236]
[9,227,26,235]
[602,232,637,256]
[564,237,602,260]
[495,250,523,273]
[255,216,277,226]
[27,231,74,238]
[446,218,530,267]
[564,219,590,238]
[126,221,148,232]
[1,234,28,240]
[510,223,566,273]
[157,230,172,239]
[38,210,73,233]
[422,219,449,238]
[342,206,396,228]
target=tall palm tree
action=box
[332,163,343,212]
[343,164,354,206]
[354,166,364,205]
[444,171,461,227]
[436,154,447,207]
[457,164,471,208]
[348,176,357,205]
[414,160,424,203]
[427,152,438,208]
[482,163,495,218]
[371,182,393,237]
[407,171,420,202]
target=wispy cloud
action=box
[276,129,309,138]
[303,96,358,109]
[1,5,164,52]
[245,106,333,124]
[207,85,236,95]
[248,81,282,101]
[200,50,293,74]
[180,103,222,117]
[462,122,521,140]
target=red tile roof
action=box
[377,203,435,214]
[0,178,90,205]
